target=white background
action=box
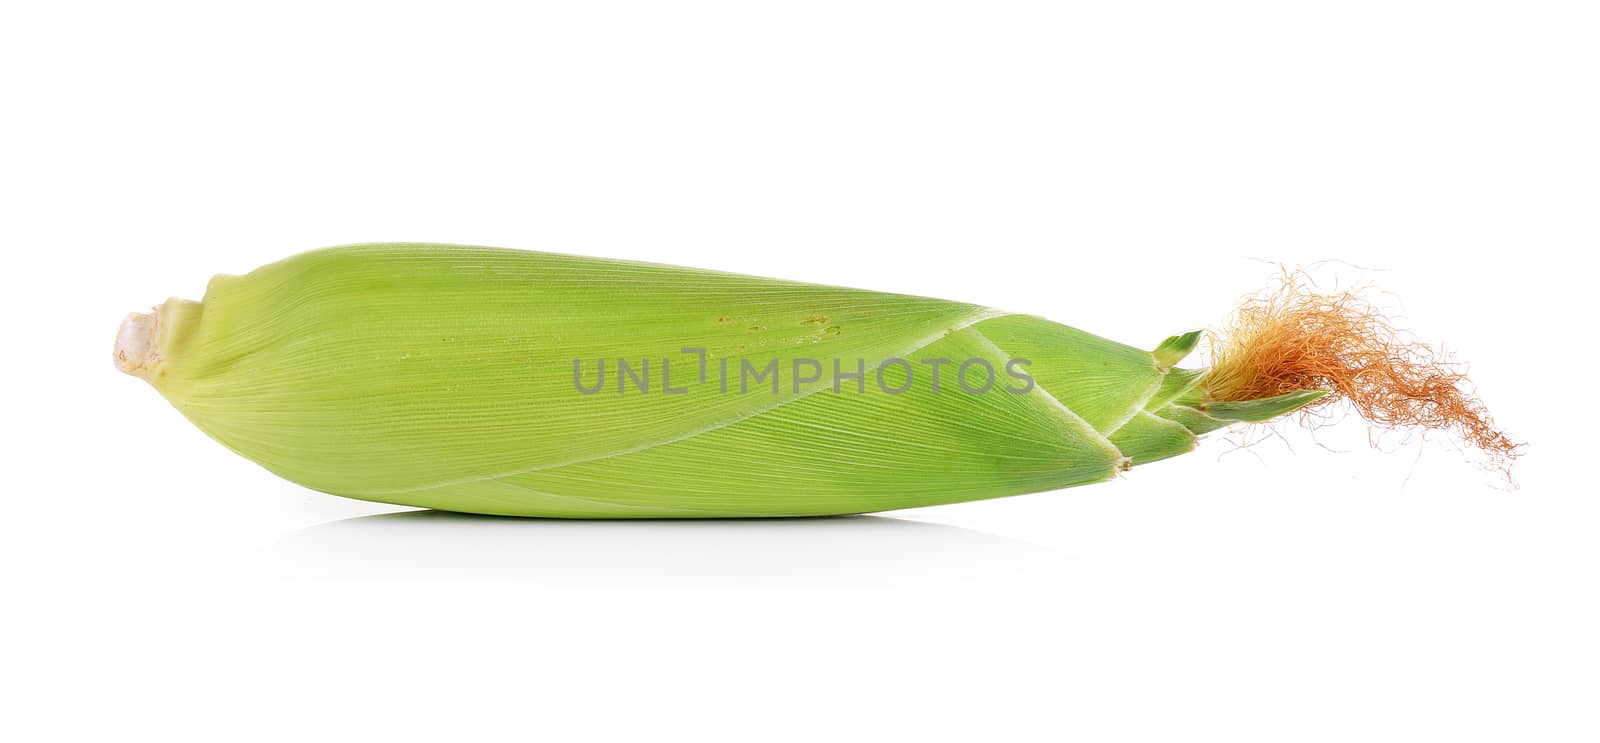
[3,2,1596,741]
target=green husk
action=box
[115,243,1325,517]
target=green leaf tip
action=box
[1204,389,1329,423]
[1152,330,1203,369]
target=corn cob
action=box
[114,243,1512,517]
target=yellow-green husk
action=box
[115,243,1321,517]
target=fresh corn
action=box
[115,243,1495,518]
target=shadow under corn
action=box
[255,509,1069,586]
